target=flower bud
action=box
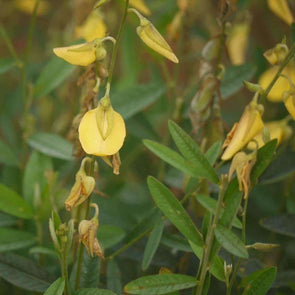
[222,101,264,161]
[129,9,179,63]
[267,0,294,26]
[247,242,280,251]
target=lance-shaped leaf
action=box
[124,274,198,295]
[44,278,65,295]
[214,225,248,258]
[147,176,203,247]
[168,121,219,183]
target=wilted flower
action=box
[76,11,107,42]
[78,204,104,259]
[64,157,95,211]
[259,64,295,102]
[129,8,179,63]
[78,93,126,157]
[53,37,115,66]
[228,151,257,198]
[267,0,294,25]
[247,119,292,149]
[221,101,264,161]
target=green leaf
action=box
[0,59,15,74]
[80,252,100,288]
[220,64,256,99]
[251,140,277,181]
[189,242,225,282]
[107,259,122,295]
[0,212,17,226]
[196,194,242,229]
[144,140,206,179]
[214,225,248,258]
[29,246,57,258]
[27,133,74,160]
[44,277,65,295]
[0,253,51,292]
[260,214,295,238]
[205,140,222,166]
[97,225,126,249]
[168,121,219,183]
[0,183,34,219]
[142,221,165,271]
[124,274,198,295]
[0,140,18,166]
[0,228,35,252]
[161,234,192,252]
[75,288,117,295]
[112,83,165,119]
[34,56,75,99]
[23,151,52,208]
[241,267,277,295]
[147,176,203,247]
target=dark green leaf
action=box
[168,121,219,183]
[27,133,74,160]
[215,225,248,258]
[0,228,35,252]
[147,177,203,247]
[124,274,198,295]
[0,212,17,226]
[107,259,122,295]
[44,278,65,295]
[205,140,222,166]
[161,234,192,252]
[34,56,75,99]
[260,214,295,238]
[144,140,206,179]
[112,83,165,119]
[220,64,256,99]
[0,183,34,219]
[75,288,117,295]
[80,252,100,288]
[97,225,126,249]
[241,267,277,295]
[0,253,51,292]
[142,221,165,271]
[29,246,57,258]
[0,59,15,74]
[0,140,18,166]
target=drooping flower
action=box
[64,157,95,211]
[221,101,264,161]
[129,8,179,63]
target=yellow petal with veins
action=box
[78,109,126,156]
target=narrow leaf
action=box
[214,225,248,258]
[44,277,65,295]
[0,183,34,219]
[147,176,203,247]
[80,252,100,288]
[0,59,15,74]
[205,140,222,166]
[142,221,165,271]
[168,121,219,183]
[144,140,205,179]
[27,133,74,160]
[0,140,18,166]
[107,259,122,295]
[124,274,198,295]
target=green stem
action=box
[61,248,71,295]
[106,0,129,89]
[195,175,228,295]
[259,43,295,103]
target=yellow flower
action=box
[226,21,250,65]
[129,9,179,63]
[221,101,264,161]
[78,97,126,157]
[14,0,50,16]
[128,0,151,16]
[78,204,104,259]
[247,119,292,149]
[76,11,107,42]
[263,43,289,65]
[259,65,295,102]
[228,151,257,198]
[284,94,295,120]
[267,0,294,26]
[64,157,95,211]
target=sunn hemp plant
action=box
[1,0,295,295]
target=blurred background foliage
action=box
[1,0,295,294]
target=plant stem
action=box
[259,43,295,103]
[195,175,228,295]
[61,249,71,295]
[106,0,129,90]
